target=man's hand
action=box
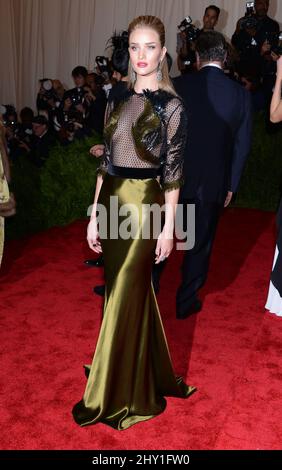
[18,141,30,152]
[224,191,233,208]
[261,40,271,56]
[271,51,280,62]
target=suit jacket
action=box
[29,130,56,167]
[174,66,252,203]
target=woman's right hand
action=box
[87,218,102,253]
[90,144,105,158]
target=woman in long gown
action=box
[265,56,282,317]
[72,15,196,431]
[0,120,15,267]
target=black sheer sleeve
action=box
[162,99,187,192]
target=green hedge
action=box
[5,112,282,239]
[234,112,282,212]
[6,135,100,239]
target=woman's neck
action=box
[134,75,159,93]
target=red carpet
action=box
[1,207,282,450]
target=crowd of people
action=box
[1,1,281,170]
[177,1,280,114]
[0,66,109,167]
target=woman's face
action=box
[129,27,166,78]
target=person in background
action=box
[19,116,56,167]
[177,5,220,74]
[232,0,279,106]
[174,31,252,319]
[265,56,282,316]
[0,119,16,266]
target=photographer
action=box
[84,82,107,136]
[19,116,56,167]
[95,56,113,98]
[36,79,63,119]
[64,66,88,114]
[54,96,90,145]
[232,0,279,102]
[177,6,220,74]
[62,66,98,140]
[1,105,23,160]
[10,107,34,160]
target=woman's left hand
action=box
[155,230,173,264]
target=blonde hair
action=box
[128,15,176,96]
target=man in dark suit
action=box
[18,116,56,167]
[174,31,252,319]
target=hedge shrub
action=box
[5,113,282,239]
[6,135,100,239]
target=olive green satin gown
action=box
[72,89,196,430]
[72,175,196,430]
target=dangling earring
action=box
[156,62,163,82]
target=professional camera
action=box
[6,120,18,132]
[95,56,112,80]
[69,87,85,106]
[178,16,201,42]
[177,16,201,70]
[39,79,57,101]
[265,31,282,56]
[240,2,258,30]
[2,105,18,131]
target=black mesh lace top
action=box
[97,88,187,192]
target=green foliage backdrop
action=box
[6,135,100,239]
[235,113,282,212]
[5,113,282,239]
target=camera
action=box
[240,2,258,30]
[69,87,85,106]
[2,105,18,132]
[62,109,83,133]
[95,56,112,80]
[177,16,201,69]
[265,31,282,56]
[39,79,57,101]
[178,16,201,42]
[7,120,18,132]
[273,31,282,55]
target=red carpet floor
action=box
[1,207,282,450]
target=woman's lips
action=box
[137,62,148,68]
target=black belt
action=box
[108,163,158,179]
